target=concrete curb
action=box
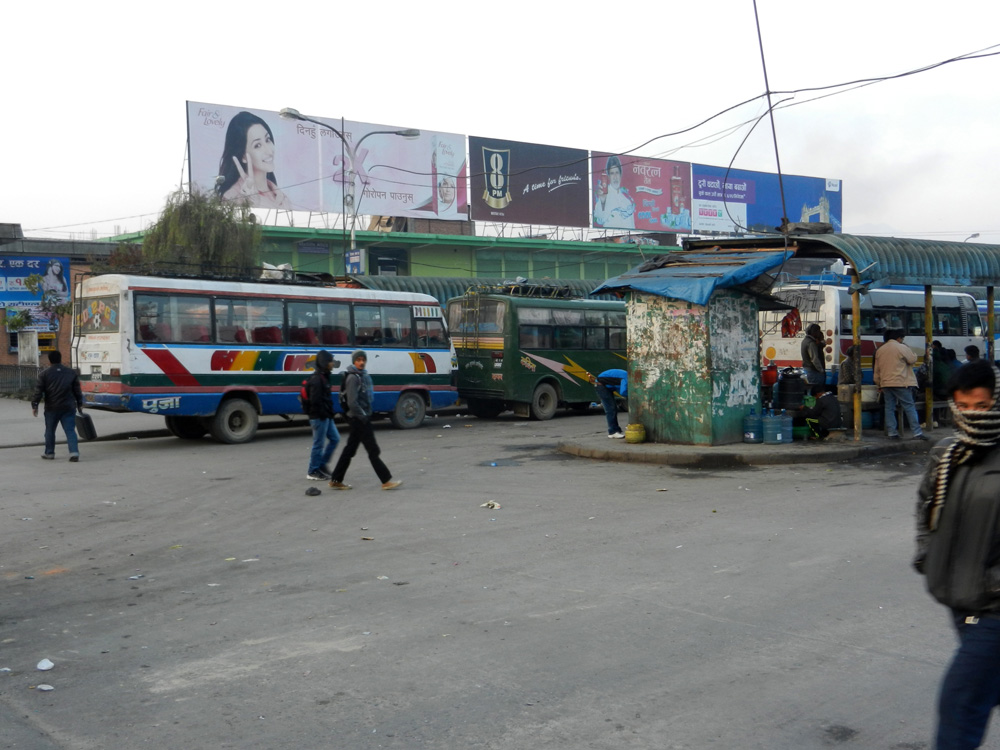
[556,437,934,468]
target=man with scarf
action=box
[915,360,1000,749]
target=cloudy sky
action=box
[7,0,1000,243]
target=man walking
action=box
[915,360,1000,748]
[590,368,627,439]
[305,350,340,481]
[874,328,927,440]
[329,351,402,491]
[31,350,84,462]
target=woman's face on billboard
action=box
[245,124,275,174]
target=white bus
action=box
[760,284,985,383]
[73,274,457,442]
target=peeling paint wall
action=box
[628,290,760,445]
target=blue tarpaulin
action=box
[591,250,794,305]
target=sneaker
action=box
[69,455,79,462]
[381,480,403,491]
[307,470,331,481]
[41,454,54,460]
[608,432,625,439]
[328,480,352,490]
[915,434,930,441]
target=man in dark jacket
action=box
[305,350,340,481]
[328,350,401,491]
[798,384,843,439]
[31,350,84,462]
[915,360,1000,749]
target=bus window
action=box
[608,310,626,349]
[245,299,284,344]
[416,319,448,348]
[519,325,552,349]
[380,305,412,347]
[288,301,321,345]
[354,305,382,346]
[554,326,585,349]
[586,326,607,349]
[136,293,211,343]
[935,308,961,336]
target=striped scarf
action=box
[927,364,1000,531]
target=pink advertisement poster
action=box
[591,152,692,232]
[187,101,468,221]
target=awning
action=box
[592,249,795,306]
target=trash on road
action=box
[305,487,321,496]
[481,501,501,509]
[35,684,54,691]
[37,659,54,671]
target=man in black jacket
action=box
[31,350,84,462]
[305,350,340,481]
[915,360,1000,749]
[798,384,842,440]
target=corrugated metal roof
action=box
[349,276,619,305]
[685,233,1000,288]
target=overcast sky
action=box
[7,0,1000,244]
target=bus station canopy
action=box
[591,249,794,306]
[683,233,1000,289]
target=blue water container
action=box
[781,409,793,443]
[763,412,783,444]
[743,408,763,443]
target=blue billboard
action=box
[1,256,71,331]
[691,165,842,235]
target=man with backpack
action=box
[304,350,340,481]
[329,350,402,491]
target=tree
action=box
[132,190,262,277]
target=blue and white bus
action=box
[73,274,457,442]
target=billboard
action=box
[691,165,842,234]
[187,102,468,220]
[0,256,70,332]
[468,137,590,227]
[591,153,691,232]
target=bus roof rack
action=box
[463,282,580,299]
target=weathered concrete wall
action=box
[627,290,760,445]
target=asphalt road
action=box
[0,407,979,749]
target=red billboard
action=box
[591,152,692,232]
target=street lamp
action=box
[964,233,980,242]
[279,108,419,275]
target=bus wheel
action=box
[467,398,505,419]
[165,415,207,440]
[530,383,558,421]
[389,392,426,429]
[210,398,259,444]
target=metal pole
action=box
[988,286,995,364]
[851,280,861,442]
[925,286,934,430]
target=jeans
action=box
[44,409,78,457]
[883,386,923,437]
[803,368,826,386]
[936,614,1000,749]
[308,418,340,474]
[595,384,621,435]
[332,417,391,484]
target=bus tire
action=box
[530,383,558,421]
[389,391,426,429]
[165,415,207,440]
[467,398,505,419]
[210,398,259,444]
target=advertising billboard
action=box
[468,137,590,227]
[691,165,842,234]
[591,153,691,232]
[187,102,468,221]
[0,256,70,332]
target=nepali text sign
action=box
[591,153,691,232]
[469,137,589,227]
[691,165,842,234]
[187,101,468,221]
[0,256,70,331]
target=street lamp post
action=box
[280,108,419,275]
[964,233,980,242]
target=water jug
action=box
[763,412,783,444]
[780,409,793,444]
[743,408,763,444]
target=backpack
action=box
[339,370,356,413]
[298,379,310,414]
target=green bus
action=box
[446,286,627,420]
